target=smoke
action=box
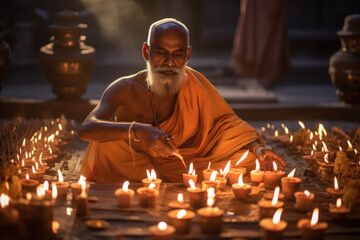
[80,0,147,54]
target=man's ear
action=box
[186,46,192,63]
[142,42,149,61]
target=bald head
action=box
[147,18,190,47]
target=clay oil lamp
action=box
[23,152,35,168]
[41,181,52,200]
[37,153,49,171]
[137,183,159,208]
[228,150,248,185]
[258,186,284,218]
[281,168,301,200]
[297,208,328,240]
[187,179,206,208]
[250,159,264,184]
[167,209,196,234]
[168,193,190,209]
[215,160,230,190]
[232,173,252,200]
[326,176,344,198]
[183,162,197,187]
[142,169,162,191]
[0,193,20,235]
[114,181,134,208]
[263,162,285,189]
[295,190,315,212]
[259,208,287,240]
[197,195,224,234]
[71,175,90,201]
[21,173,39,192]
[148,221,175,240]
[329,198,350,218]
[53,169,69,199]
[201,171,218,191]
[76,180,90,217]
[317,152,334,175]
[203,162,216,181]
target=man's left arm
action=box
[244,140,286,171]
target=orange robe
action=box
[81,67,262,183]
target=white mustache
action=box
[154,66,181,74]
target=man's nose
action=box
[164,53,175,67]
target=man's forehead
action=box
[150,23,189,46]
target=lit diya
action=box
[148,221,175,240]
[142,169,162,190]
[259,208,287,240]
[297,208,328,240]
[168,193,190,209]
[258,186,284,218]
[53,169,69,199]
[182,162,197,187]
[215,160,230,190]
[329,198,350,217]
[197,194,224,234]
[250,159,264,184]
[201,171,218,191]
[20,173,39,192]
[232,173,251,200]
[295,190,314,212]
[137,183,159,208]
[263,162,285,189]
[114,181,134,208]
[228,150,248,185]
[71,175,90,201]
[187,179,206,208]
[167,209,195,234]
[281,168,301,200]
[326,176,344,198]
[203,162,216,181]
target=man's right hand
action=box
[132,123,179,158]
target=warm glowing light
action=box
[26,192,32,200]
[57,170,63,182]
[0,194,9,208]
[38,133,42,141]
[271,187,280,206]
[26,173,30,181]
[304,190,311,197]
[339,146,342,151]
[281,123,285,128]
[290,135,293,143]
[261,127,265,132]
[25,152,29,159]
[310,132,313,140]
[310,208,319,226]
[22,138,26,147]
[207,187,215,198]
[209,171,217,181]
[177,209,187,219]
[287,168,296,178]
[324,153,329,164]
[275,130,278,137]
[322,141,328,152]
[188,179,196,189]
[188,162,194,174]
[271,125,275,129]
[238,174,244,186]
[336,198,342,208]
[318,123,327,137]
[32,166,36,174]
[207,197,215,207]
[147,169,157,181]
[66,207,73,216]
[43,181,49,190]
[298,121,305,130]
[267,123,270,128]
[207,162,211,170]
[334,176,339,191]
[21,159,25,167]
[236,150,249,165]
[312,144,317,151]
[122,181,129,192]
[177,193,184,203]
[58,123,63,131]
[347,140,353,150]
[284,127,289,135]
[55,130,59,136]
[223,160,231,177]
[149,183,156,189]
[311,150,314,156]
[37,185,46,199]
[52,183,58,199]
[272,161,278,172]
[272,208,283,224]
[52,221,60,234]
[255,159,260,171]
[355,149,358,154]
[158,222,167,231]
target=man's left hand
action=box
[256,147,286,171]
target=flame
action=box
[0,194,9,208]
[25,152,28,159]
[177,209,187,219]
[347,140,353,150]
[290,135,293,143]
[312,144,317,151]
[37,185,46,199]
[26,193,32,200]
[321,141,328,152]
[267,123,270,128]
[55,130,59,136]
[22,138,26,147]
[21,159,25,167]
[158,222,167,231]
[58,170,64,182]
[177,193,184,203]
[52,183,58,199]
[304,190,311,197]
[58,123,63,131]
[310,208,319,226]
[272,161,278,172]
[238,174,244,186]
[298,121,305,130]
[35,161,39,170]
[287,168,296,178]
[324,153,329,164]
[318,123,327,137]
[32,166,36,174]
[261,127,265,132]
[38,133,42,141]
[207,197,215,207]
[275,130,278,137]
[271,125,274,129]
[209,171,217,181]
[334,176,339,191]
[271,187,280,206]
[52,221,60,234]
[339,146,342,151]
[281,123,285,128]
[336,198,342,208]
[272,208,283,224]
[310,132,313,140]
[66,207,73,216]
[122,181,129,192]
[223,160,231,177]
[355,149,358,154]
[44,181,49,190]
[255,159,260,171]
[311,150,314,156]
[26,173,30,181]
[78,175,86,185]
[48,147,52,155]
[284,127,289,135]
[147,169,157,181]
[44,126,48,131]
[236,150,249,165]
[207,162,211,170]
[188,179,196,189]
[149,183,156,189]
[48,134,54,143]
[188,162,194,174]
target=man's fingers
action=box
[166,138,179,153]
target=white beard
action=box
[145,62,186,96]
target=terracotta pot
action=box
[40,10,96,100]
[329,14,360,104]
[0,21,11,93]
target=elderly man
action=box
[79,18,285,183]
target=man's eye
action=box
[157,50,166,54]
[174,51,184,57]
